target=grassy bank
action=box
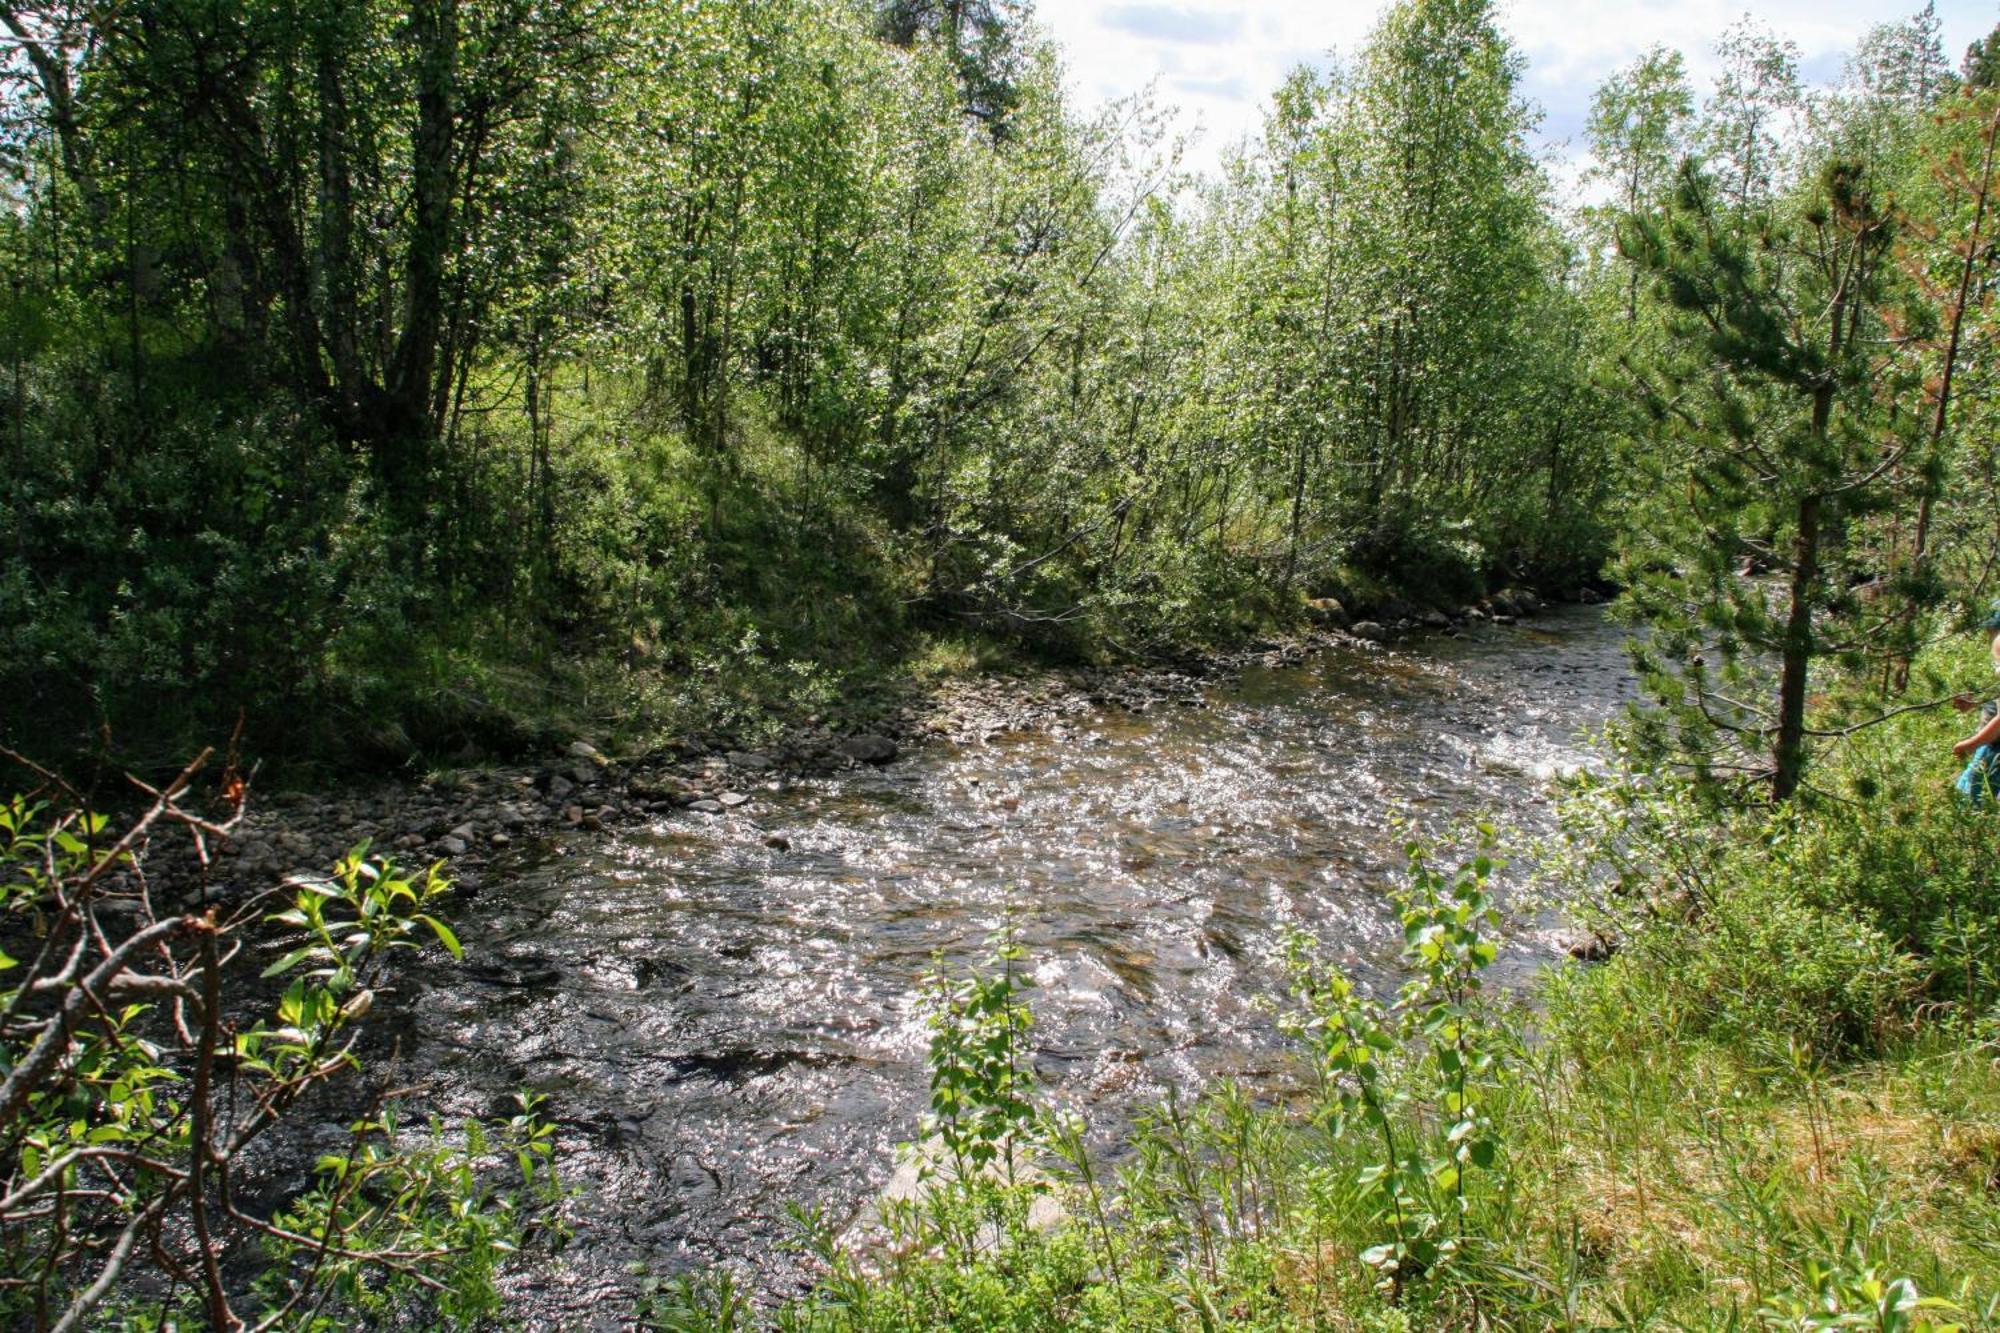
[640,643,2000,1331]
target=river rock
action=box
[547,774,575,801]
[838,734,898,765]
[687,799,723,814]
[719,792,750,808]
[1551,927,1618,962]
[567,740,605,761]
[1350,620,1388,642]
[439,836,468,856]
[1421,608,1451,629]
[847,1136,1064,1259]
[1304,597,1348,627]
[725,751,773,772]
[629,776,693,803]
[764,834,791,851]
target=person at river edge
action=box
[1951,606,2000,805]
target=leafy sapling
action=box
[1282,824,1511,1300]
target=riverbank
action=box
[204,586,1585,904]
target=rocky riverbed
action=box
[220,592,1623,1324]
[207,586,1589,901]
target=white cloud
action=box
[1036,0,1996,181]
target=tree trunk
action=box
[1894,101,2000,691]
[316,14,362,418]
[387,0,457,476]
[1772,489,1821,802]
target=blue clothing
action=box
[1958,743,2000,807]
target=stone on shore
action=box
[838,734,899,765]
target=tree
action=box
[1619,156,1905,800]
[1701,19,1802,213]
[1586,47,1694,322]
[1963,21,2000,90]
[1850,3,1950,108]
[875,0,1031,137]
[5,0,604,498]
[1336,0,1545,565]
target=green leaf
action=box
[262,947,315,978]
[418,914,463,959]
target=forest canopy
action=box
[0,0,1993,805]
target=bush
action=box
[1546,868,1918,1058]
[0,756,561,1328]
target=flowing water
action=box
[396,606,1636,1320]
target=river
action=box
[393,605,1637,1320]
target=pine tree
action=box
[1618,156,1905,801]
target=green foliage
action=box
[261,1094,563,1329]
[0,0,1622,772]
[920,928,1038,1187]
[1756,1244,1964,1332]
[0,776,561,1329]
[1284,826,1510,1298]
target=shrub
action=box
[0,754,561,1328]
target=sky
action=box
[1036,1,1998,192]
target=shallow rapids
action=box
[398,606,1636,1318]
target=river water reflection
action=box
[406,606,1636,1316]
